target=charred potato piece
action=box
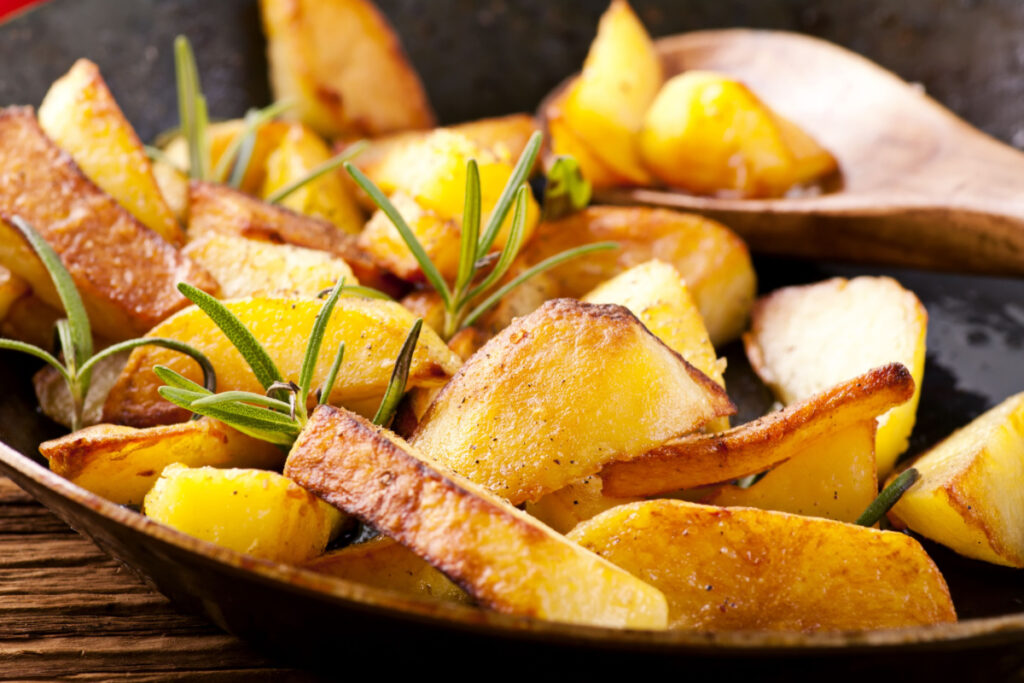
[40,418,283,506]
[744,276,927,475]
[260,0,434,138]
[602,363,914,497]
[103,296,461,427]
[145,464,344,564]
[0,108,218,340]
[569,500,955,631]
[285,405,668,629]
[411,299,734,505]
[889,392,1024,567]
[38,59,184,245]
[518,206,755,345]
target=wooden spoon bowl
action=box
[544,30,1024,276]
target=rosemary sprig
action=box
[157,278,422,443]
[174,35,209,181]
[213,99,295,187]
[542,155,592,221]
[856,467,920,527]
[345,131,616,340]
[0,217,214,431]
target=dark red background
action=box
[0,0,44,21]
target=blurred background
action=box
[1,0,1022,146]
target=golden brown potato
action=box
[187,181,395,294]
[260,0,435,138]
[358,192,461,283]
[889,392,1024,567]
[545,86,632,191]
[525,475,640,535]
[707,421,878,523]
[39,418,283,506]
[411,299,734,504]
[0,265,29,322]
[516,206,756,345]
[398,289,445,336]
[260,122,364,233]
[0,108,219,340]
[639,71,836,198]
[145,464,344,564]
[304,536,469,604]
[0,295,62,349]
[601,363,914,497]
[38,59,184,246]
[285,405,668,629]
[559,0,661,184]
[182,233,356,299]
[103,296,461,427]
[744,276,927,476]
[569,499,956,631]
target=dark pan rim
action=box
[3,438,1024,653]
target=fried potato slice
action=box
[145,464,344,564]
[358,192,461,283]
[601,363,914,497]
[517,206,756,345]
[285,405,668,629]
[411,299,734,505]
[182,233,356,299]
[560,0,661,184]
[639,71,836,197]
[260,122,364,233]
[569,499,956,631]
[187,181,394,293]
[889,392,1024,567]
[0,108,219,340]
[744,276,927,476]
[707,421,878,523]
[304,536,470,604]
[40,418,283,506]
[103,296,461,427]
[38,59,184,246]
[525,475,641,535]
[260,0,434,138]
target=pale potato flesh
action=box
[103,297,461,427]
[38,59,184,245]
[889,392,1024,567]
[525,475,641,535]
[39,418,283,506]
[285,405,669,629]
[744,276,927,476]
[145,464,344,564]
[358,191,461,283]
[411,299,734,505]
[569,499,956,631]
[601,363,914,497]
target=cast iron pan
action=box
[1,0,1023,678]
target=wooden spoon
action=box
[544,29,1024,276]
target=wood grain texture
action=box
[0,477,316,681]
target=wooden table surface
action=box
[0,476,320,681]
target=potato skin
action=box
[601,363,914,497]
[285,405,668,629]
[569,499,956,631]
[412,299,734,505]
[0,107,219,340]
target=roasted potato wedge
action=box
[40,418,283,506]
[0,294,62,349]
[103,296,461,427]
[569,499,956,631]
[38,59,184,246]
[889,392,1024,567]
[0,108,219,340]
[744,276,927,476]
[411,299,734,504]
[525,475,640,535]
[545,83,632,190]
[601,363,914,497]
[358,191,461,283]
[0,265,29,322]
[145,464,344,564]
[285,405,668,629]
[260,122,364,233]
[182,233,357,299]
[639,71,836,198]
[260,0,434,138]
[516,206,756,345]
[304,536,469,604]
[559,0,661,184]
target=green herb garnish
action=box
[856,467,920,527]
[0,217,214,431]
[174,35,209,181]
[345,131,616,340]
[213,99,294,187]
[542,155,592,221]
